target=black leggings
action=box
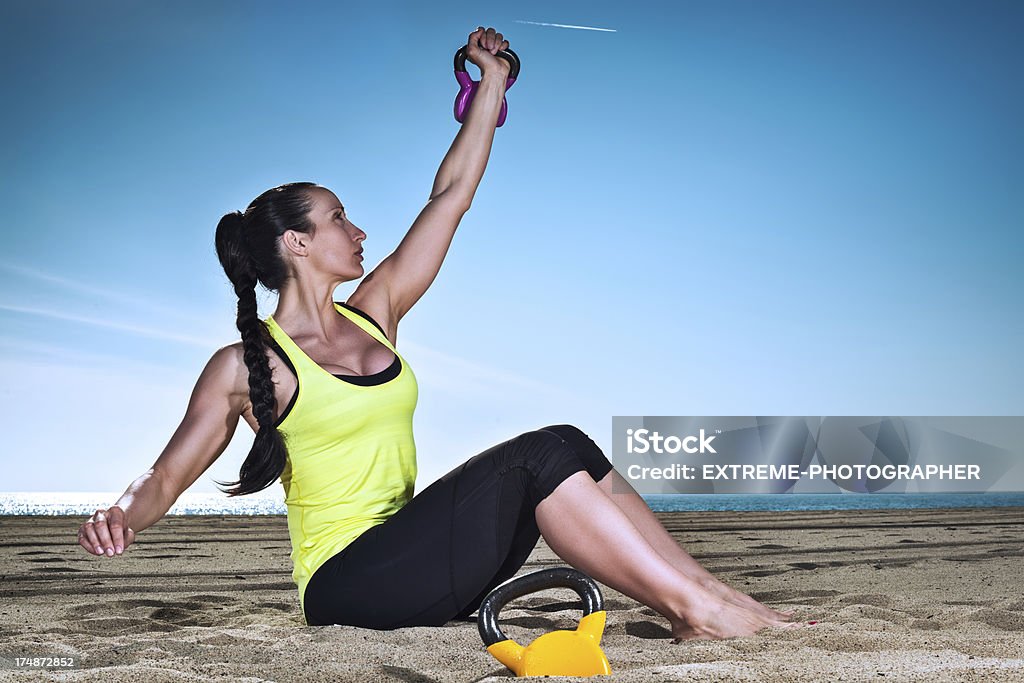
[302,424,615,628]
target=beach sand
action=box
[1,507,1022,682]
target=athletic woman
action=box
[76,27,799,641]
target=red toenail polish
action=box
[808,620,818,625]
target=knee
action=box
[538,423,613,482]
[497,430,577,473]
[537,424,588,441]
[504,429,573,466]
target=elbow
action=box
[432,188,473,213]
[455,195,473,214]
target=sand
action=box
[1,507,1022,682]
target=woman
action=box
[76,27,799,641]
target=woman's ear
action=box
[281,229,311,258]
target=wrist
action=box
[480,69,510,84]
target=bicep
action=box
[151,346,248,500]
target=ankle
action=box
[665,583,723,628]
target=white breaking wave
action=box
[2,492,1020,515]
[0,492,287,516]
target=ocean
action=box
[2,491,1022,515]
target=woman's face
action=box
[300,187,366,281]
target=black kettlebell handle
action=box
[478,567,604,647]
[454,46,521,81]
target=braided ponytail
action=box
[212,182,319,496]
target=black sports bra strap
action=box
[266,335,298,376]
[336,301,389,342]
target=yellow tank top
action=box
[263,302,418,618]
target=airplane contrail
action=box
[513,20,617,32]
[0,302,219,348]
[0,261,207,324]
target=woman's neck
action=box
[272,277,348,339]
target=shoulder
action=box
[202,343,250,400]
[204,338,296,426]
[207,337,289,389]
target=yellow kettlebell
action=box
[477,567,612,677]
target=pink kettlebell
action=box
[453,46,520,127]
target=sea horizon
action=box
[3,490,1022,515]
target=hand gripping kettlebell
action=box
[478,567,612,677]
[453,45,520,127]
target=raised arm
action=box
[355,27,511,324]
[76,345,249,557]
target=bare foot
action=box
[720,586,797,622]
[702,579,797,622]
[670,597,799,642]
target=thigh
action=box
[303,432,547,629]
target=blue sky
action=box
[2,0,1021,496]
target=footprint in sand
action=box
[58,596,246,634]
[909,617,942,630]
[973,608,1024,632]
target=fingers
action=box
[93,509,115,556]
[78,522,101,555]
[107,506,127,555]
[78,508,126,557]
[468,26,508,55]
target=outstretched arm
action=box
[360,27,511,324]
[77,345,247,557]
[428,27,511,205]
